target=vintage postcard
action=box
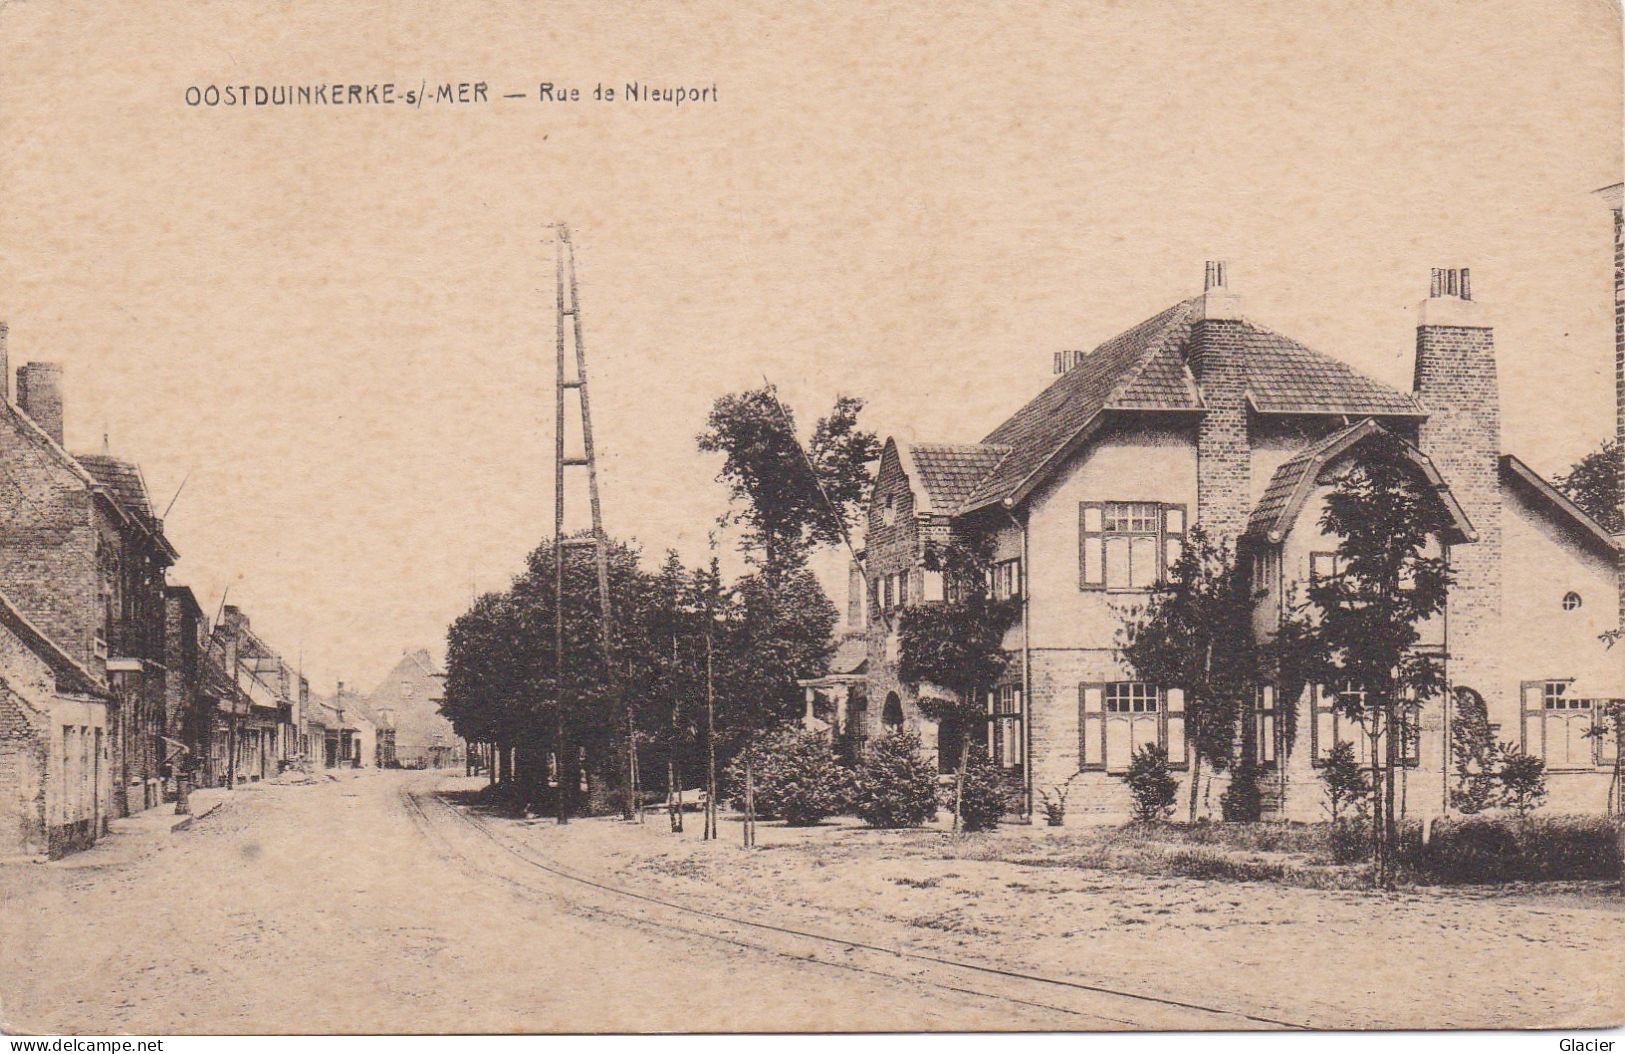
[0,0,1621,1039]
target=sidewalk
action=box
[50,789,233,870]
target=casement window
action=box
[988,684,1024,769]
[882,495,898,527]
[1078,502,1187,591]
[1521,680,1603,770]
[882,574,894,611]
[1309,551,1346,582]
[868,575,881,621]
[1078,682,1186,774]
[896,571,911,608]
[989,558,1022,601]
[1251,547,1280,598]
[1310,682,1418,767]
[1255,685,1277,766]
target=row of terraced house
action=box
[0,334,389,860]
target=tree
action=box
[723,724,849,825]
[696,386,876,846]
[1125,743,1179,823]
[1496,745,1548,818]
[697,387,880,572]
[897,537,1020,831]
[1274,431,1453,887]
[1121,527,1261,824]
[956,748,1011,832]
[1319,740,1372,823]
[1553,438,1622,533]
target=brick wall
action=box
[1190,319,1252,545]
[1414,323,1504,720]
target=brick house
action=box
[0,351,178,818]
[213,606,296,782]
[854,258,1623,822]
[0,589,114,859]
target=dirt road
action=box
[0,771,1246,1034]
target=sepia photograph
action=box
[0,0,1620,1041]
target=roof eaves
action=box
[1501,454,1619,553]
[961,411,1107,515]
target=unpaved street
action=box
[0,771,1237,1034]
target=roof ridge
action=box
[1237,317,1422,413]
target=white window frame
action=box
[1079,502,1186,592]
[1079,682,1186,774]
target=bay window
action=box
[1079,502,1186,591]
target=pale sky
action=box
[0,0,1619,692]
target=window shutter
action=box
[1313,684,1336,762]
[1079,684,1104,767]
[1165,688,1186,767]
[1079,503,1105,589]
[922,570,944,603]
[1163,504,1186,576]
[1520,682,1544,759]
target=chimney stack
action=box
[0,322,9,404]
[1190,261,1250,542]
[1413,265,1501,718]
[16,362,64,446]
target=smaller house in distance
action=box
[365,649,460,769]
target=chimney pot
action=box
[1418,267,1487,326]
[1196,260,1241,321]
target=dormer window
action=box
[1562,591,1582,611]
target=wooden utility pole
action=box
[551,224,622,824]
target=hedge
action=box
[1399,814,1623,883]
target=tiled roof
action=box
[1245,418,1475,544]
[1241,326,1422,416]
[958,298,1421,512]
[904,443,1011,513]
[962,300,1200,511]
[1500,454,1620,554]
[75,454,154,518]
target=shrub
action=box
[1038,784,1070,827]
[1125,743,1178,823]
[1328,819,1371,865]
[1399,814,1621,883]
[1496,744,1548,817]
[1319,741,1372,823]
[723,725,850,826]
[851,730,939,828]
[1220,754,1263,822]
[955,749,1010,832]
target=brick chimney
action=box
[0,322,9,404]
[1414,267,1501,702]
[16,361,64,446]
[1190,260,1250,543]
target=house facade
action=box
[0,590,114,859]
[366,649,460,769]
[0,357,178,819]
[854,256,1623,822]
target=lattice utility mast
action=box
[550,224,628,824]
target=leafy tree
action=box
[1319,740,1372,823]
[1582,699,1624,816]
[1274,430,1453,887]
[897,537,1020,831]
[1125,743,1179,823]
[696,386,880,571]
[1553,438,1622,533]
[956,747,1011,832]
[1449,686,1499,815]
[1496,745,1548,818]
[1121,527,1262,824]
[851,730,939,828]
